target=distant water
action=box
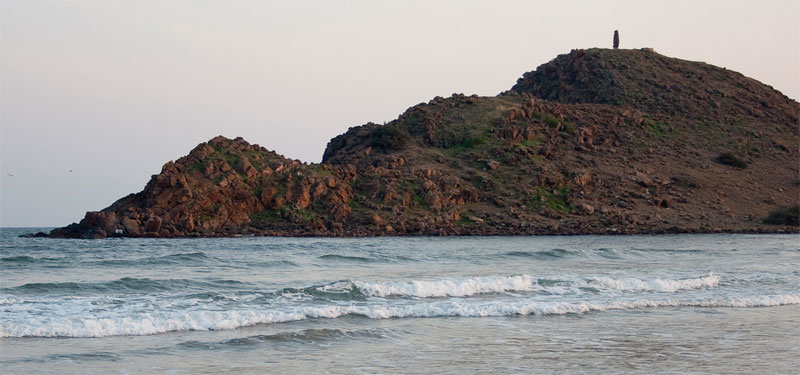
[1,228,798,374]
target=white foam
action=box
[584,274,720,293]
[351,274,720,298]
[0,297,24,304]
[353,275,535,298]
[2,293,797,338]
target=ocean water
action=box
[0,229,798,374]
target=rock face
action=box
[43,48,799,238]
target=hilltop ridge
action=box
[511,48,796,121]
[40,48,799,238]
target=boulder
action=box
[121,217,142,236]
[145,216,163,233]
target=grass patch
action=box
[515,137,543,163]
[275,184,289,197]
[529,186,573,213]
[517,138,541,149]
[243,151,265,169]
[412,194,430,209]
[346,199,365,210]
[192,161,206,173]
[562,122,575,134]
[646,120,672,138]
[222,152,242,168]
[542,114,559,127]
[535,113,572,134]
[252,185,263,198]
[449,135,486,155]
[306,164,333,177]
[252,210,283,225]
[284,206,318,223]
[406,180,422,190]
[763,205,799,226]
[642,113,678,138]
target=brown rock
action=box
[468,215,484,224]
[292,184,312,209]
[325,177,337,188]
[311,181,328,200]
[574,172,591,187]
[145,216,163,233]
[371,214,385,226]
[330,185,352,204]
[271,196,286,210]
[330,203,351,222]
[423,190,444,210]
[84,211,117,234]
[183,215,195,232]
[260,187,276,206]
[121,217,142,236]
[633,171,653,187]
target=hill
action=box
[40,48,799,238]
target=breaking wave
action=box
[2,294,796,338]
[350,274,720,298]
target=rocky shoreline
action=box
[25,226,798,239]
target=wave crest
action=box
[2,294,796,338]
[350,274,720,298]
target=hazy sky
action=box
[2,0,798,227]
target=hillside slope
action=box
[42,48,799,238]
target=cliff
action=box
[40,48,799,238]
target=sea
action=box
[0,228,798,374]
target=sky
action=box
[1,0,798,227]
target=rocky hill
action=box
[40,48,799,238]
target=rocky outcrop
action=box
[510,48,798,124]
[37,49,799,238]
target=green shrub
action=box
[543,114,560,127]
[449,135,485,154]
[763,205,799,226]
[191,161,206,172]
[562,122,575,134]
[517,138,541,149]
[222,152,241,167]
[369,125,411,151]
[715,152,747,168]
[459,136,485,148]
[529,186,573,213]
[252,210,282,225]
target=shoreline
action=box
[19,226,799,239]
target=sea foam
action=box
[353,275,535,298]
[3,293,797,338]
[584,274,720,293]
[350,274,720,298]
